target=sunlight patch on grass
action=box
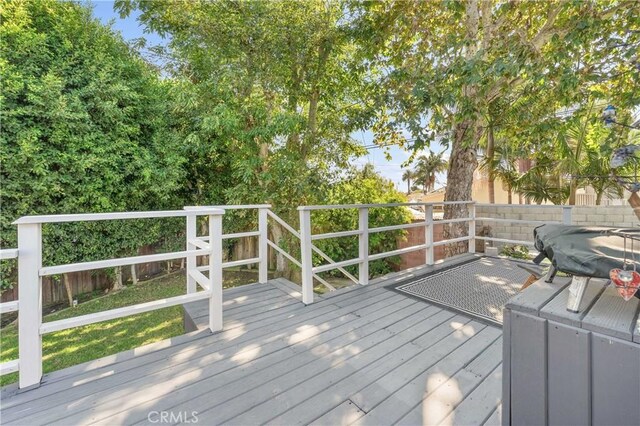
[0,272,187,386]
[0,269,263,386]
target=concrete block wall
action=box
[571,206,637,227]
[476,204,637,249]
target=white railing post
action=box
[425,204,434,265]
[17,222,42,389]
[562,206,572,224]
[299,208,314,305]
[258,207,268,284]
[468,203,476,254]
[208,213,224,332]
[358,207,369,285]
[186,214,197,294]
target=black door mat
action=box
[392,257,532,325]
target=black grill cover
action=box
[533,224,639,279]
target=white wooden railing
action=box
[7,208,224,389]
[0,248,19,377]
[1,202,576,389]
[298,201,477,304]
[183,205,336,291]
[184,205,271,285]
[296,202,574,304]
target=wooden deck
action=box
[1,257,503,425]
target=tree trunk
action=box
[269,222,289,275]
[305,89,319,157]
[407,179,411,194]
[486,123,495,203]
[62,273,74,307]
[595,191,603,205]
[130,264,138,285]
[507,186,512,204]
[443,120,480,257]
[301,40,331,159]
[442,0,484,257]
[113,266,124,291]
[568,181,577,205]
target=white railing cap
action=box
[298,201,475,211]
[184,204,271,210]
[13,208,225,225]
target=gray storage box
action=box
[502,277,640,426]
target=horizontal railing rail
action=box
[40,291,211,334]
[0,248,19,377]
[39,250,209,276]
[10,208,225,389]
[184,205,270,284]
[0,248,18,260]
[298,201,476,304]
[3,201,577,390]
[12,209,222,224]
[298,201,475,211]
[475,205,571,247]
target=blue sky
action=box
[87,1,447,191]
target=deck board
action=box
[483,405,502,426]
[355,327,501,426]
[97,300,423,425]
[1,259,503,426]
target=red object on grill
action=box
[609,269,640,301]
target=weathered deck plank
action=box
[483,406,502,426]
[104,300,426,426]
[357,327,501,426]
[440,364,503,426]
[1,260,503,426]
[265,311,468,426]
[4,290,407,424]
[311,400,366,426]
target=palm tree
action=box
[554,105,595,205]
[414,150,448,193]
[517,152,569,204]
[401,169,414,194]
[480,143,521,204]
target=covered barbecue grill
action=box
[533,224,640,310]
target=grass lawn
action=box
[0,267,271,386]
[0,272,188,386]
[0,268,269,387]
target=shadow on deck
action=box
[0,254,503,425]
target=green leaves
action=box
[0,0,185,290]
[313,166,411,277]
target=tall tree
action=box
[116,0,373,272]
[401,169,414,194]
[354,0,639,254]
[414,150,448,193]
[0,0,184,296]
